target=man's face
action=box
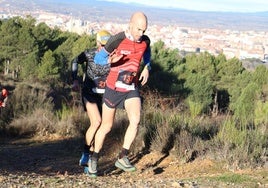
[130,19,147,42]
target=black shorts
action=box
[103,86,140,109]
[81,77,102,112]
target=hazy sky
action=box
[100,0,268,12]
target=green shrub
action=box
[233,83,260,126]
[187,100,204,118]
[185,73,213,117]
[216,117,267,168]
[254,101,268,126]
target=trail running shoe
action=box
[115,156,136,172]
[79,152,90,166]
[84,166,97,178]
[87,158,98,175]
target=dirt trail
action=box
[0,137,267,187]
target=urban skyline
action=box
[0,0,267,61]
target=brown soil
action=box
[0,136,267,188]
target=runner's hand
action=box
[139,68,149,86]
[108,50,124,63]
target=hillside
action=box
[0,12,267,188]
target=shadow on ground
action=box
[0,136,146,177]
[0,137,88,176]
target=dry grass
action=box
[8,108,56,137]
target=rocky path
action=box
[0,137,267,187]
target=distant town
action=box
[0,0,267,62]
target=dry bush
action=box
[67,106,89,136]
[5,82,55,137]
[141,105,221,163]
[11,83,52,117]
[56,113,83,138]
[141,88,181,112]
[8,108,56,137]
[172,129,208,163]
[8,104,89,139]
[140,88,160,110]
[55,105,89,138]
[5,81,89,139]
[150,122,174,154]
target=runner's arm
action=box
[94,32,125,65]
[140,36,151,85]
[143,46,151,70]
[71,52,87,81]
[142,35,151,70]
[71,52,88,91]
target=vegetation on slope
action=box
[0,17,267,171]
